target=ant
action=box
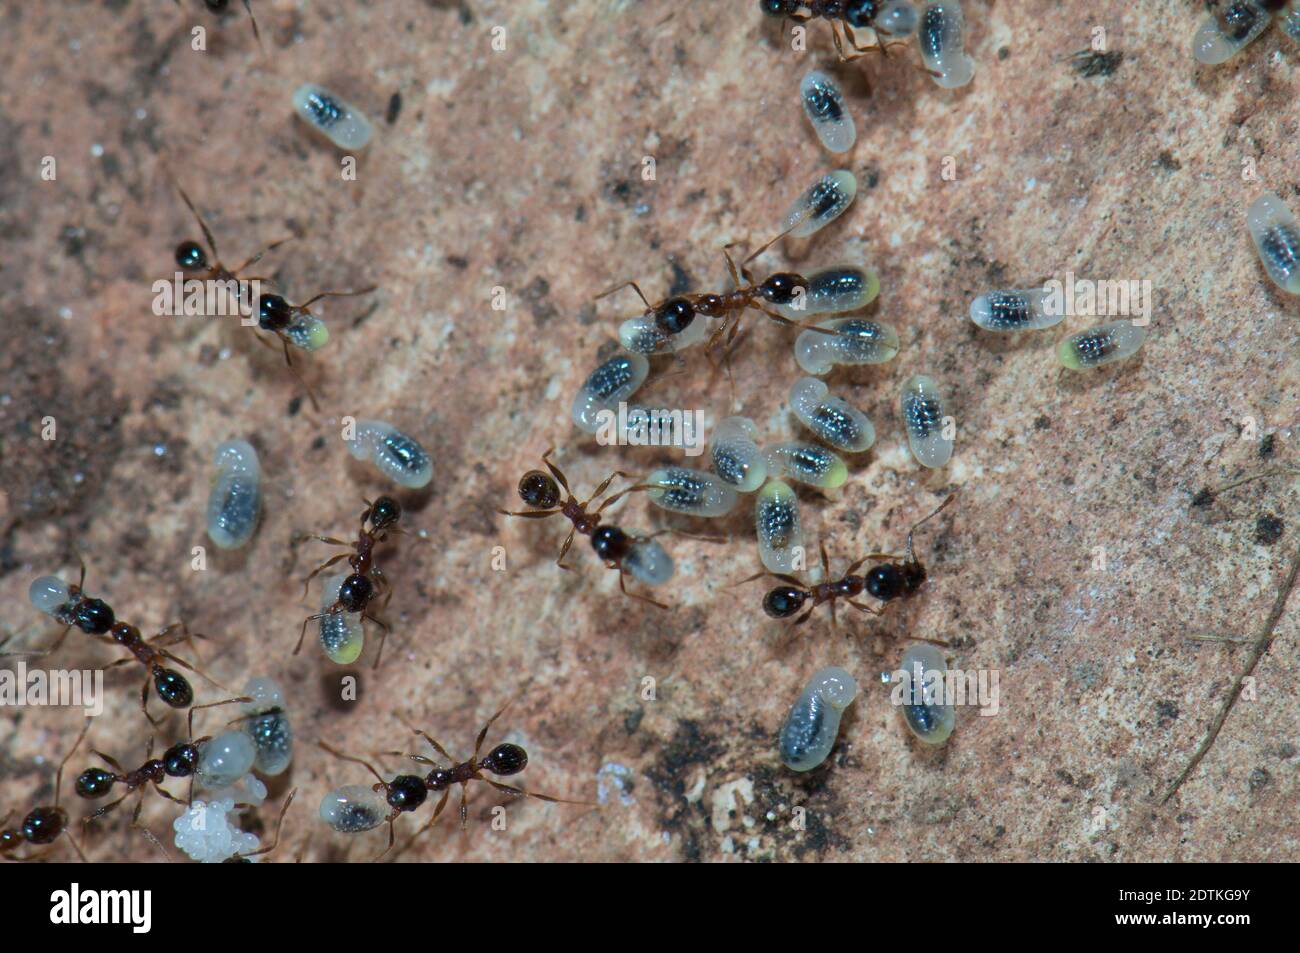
[20,563,224,724]
[759,1,909,62]
[172,0,263,49]
[739,494,956,627]
[295,496,406,668]
[596,233,832,366]
[74,697,250,852]
[496,448,676,609]
[320,695,588,858]
[0,722,91,863]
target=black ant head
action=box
[205,0,230,11]
[337,573,375,612]
[162,742,199,778]
[386,775,428,813]
[845,0,881,28]
[590,526,631,562]
[759,0,798,18]
[369,496,402,531]
[654,298,696,335]
[758,273,805,305]
[425,767,453,791]
[518,470,561,509]
[21,806,66,845]
[763,586,808,619]
[480,743,528,777]
[154,667,195,708]
[175,240,207,271]
[75,767,116,799]
[257,293,292,332]
[73,598,114,635]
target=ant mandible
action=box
[0,721,91,863]
[497,448,674,609]
[319,695,589,859]
[295,496,406,668]
[740,493,956,626]
[22,563,224,724]
[759,1,909,61]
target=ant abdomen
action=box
[518,470,561,508]
[622,533,674,587]
[75,768,115,799]
[619,307,710,354]
[763,585,808,619]
[481,742,528,776]
[386,775,428,812]
[154,667,195,708]
[337,573,375,613]
[320,785,389,833]
[319,573,366,665]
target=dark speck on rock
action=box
[1071,49,1123,78]
[1255,514,1284,545]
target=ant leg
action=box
[496,507,561,519]
[155,649,231,692]
[278,336,322,412]
[297,533,352,547]
[593,280,651,308]
[739,227,795,276]
[237,789,297,859]
[404,720,457,765]
[820,542,832,583]
[730,570,804,588]
[16,624,74,659]
[295,611,332,655]
[459,783,469,829]
[139,678,164,727]
[85,792,131,824]
[363,611,390,670]
[298,286,378,310]
[847,599,884,617]
[593,481,661,515]
[584,470,637,507]
[373,567,393,615]
[186,696,252,740]
[300,551,351,600]
[556,527,577,569]
[233,234,294,275]
[317,742,390,787]
[720,243,745,287]
[61,828,89,863]
[483,778,593,807]
[540,447,572,495]
[176,185,221,263]
[472,695,523,760]
[904,493,957,563]
[89,749,128,775]
[616,566,669,611]
[55,721,93,809]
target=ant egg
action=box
[285,313,330,351]
[618,311,709,354]
[968,288,1063,332]
[241,677,293,776]
[764,442,849,490]
[895,644,955,745]
[711,416,767,492]
[781,170,857,239]
[917,1,976,88]
[756,480,803,574]
[1247,192,1300,294]
[779,667,859,772]
[320,784,389,833]
[1191,1,1273,64]
[319,573,365,666]
[206,439,261,550]
[789,377,875,453]
[800,70,856,154]
[28,575,71,616]
[1055,320,1148,371]
[572,351,650,433]
[877,0,920,37]
[197,731,258,790]
[772,265,880,320]
[173,798,261,863]
[646,467,740,518]
[623,534,675,586]
[348,419,433,489]
[899,374,953,468]
[292,83,373,150]
[795,317,900,376]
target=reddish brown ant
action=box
[759,1,911,61]
[295,496,407,668]
[739,494,955,628]
[319,694,590,859]
[496,448,677,609]
[0,722,90,863]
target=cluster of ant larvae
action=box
[347,419,433,489]
[173,798,263,863]
[206,438,261,550]
[319,573,366,665]
[292,83,373,150]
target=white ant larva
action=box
[711,416,768,492]
[789,377,875,453]
[572,351,650,433]
[206,438,261,550]
[771,265,880,320]
[765,441,849,490]
[756,479,804,574]
[1247,192,1300,295]
[319,573,365,665]
[779,667,859,772]
[968,288,1064,332]
[292,83,373,150]
[800,69,856,154]
[794,317,900,376]
[899,374,953,468]
[781,170,857,240]
[893,644,955,745]
[646,467,740,518]
[1191,1,1275,64]
[917,1,975,88]
[239,677,293,777]
[1054,320,1148,371]
[347,419,433,489]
